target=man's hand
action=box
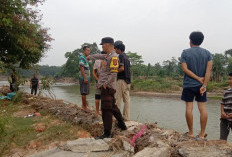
[86,56,90,61]
[103,85,106,89]
[198,77,205,84]
[84,78,88,84]
[200,86,206,96]
[227,113,232,118]
[221,112,228,119]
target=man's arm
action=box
[221,104,228,119]
[118,66,124,72]
[89,54,105,61]
[93,69,98,81]
[80,66,88,84]
[181,62,204,84]
[200,60,213,95]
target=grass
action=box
[0,98,83,156]
[131,77,230,93]
[131,77,181,92]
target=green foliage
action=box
[12,91,24,104]
[0,0,52,91]
[131,77,181,92]
[211,53,226,82]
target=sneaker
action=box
[95,134,111,140]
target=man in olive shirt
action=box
[88,37,127,139]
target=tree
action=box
[126,52,144,66]
[0,0,52,79]
[212,53,226,82]
[126,52,144,79]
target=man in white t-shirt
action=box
[93,51,106,114]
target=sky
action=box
[38,0,232,66]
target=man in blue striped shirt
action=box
[79,45,90,110]
[220,73,232,141]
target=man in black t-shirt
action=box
[30,74,39,95]
[114,41,131,121]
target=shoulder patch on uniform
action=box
[110,57,119,73]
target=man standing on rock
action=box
[79,45,91,110]
[88,37,127,139]
[114,41,131,121]
[180,31,212,140]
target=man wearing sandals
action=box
[180,31,212,140]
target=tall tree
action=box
[0,0,52,76]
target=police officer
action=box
[89,37,127,139]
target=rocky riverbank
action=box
[1,86,232,157]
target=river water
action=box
[1,81,231,141]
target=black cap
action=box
[100,37,114,45]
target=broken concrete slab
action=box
[66,138,109,153]
[133,147,171,157]
[123,141,134,153]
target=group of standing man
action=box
[78,32,232,141]
[78,37,131,139]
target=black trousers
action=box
[101,87,124,136]
[220,119,232,141]
[31,87,38,95]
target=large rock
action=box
[123,141,134,153]
[178,146,232,157]
[133,147,171,157]
[178,140,232,157]
[125,121,142,129]
[66,138,109,153]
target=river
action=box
[1,81,231,141]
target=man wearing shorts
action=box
[79,45,90,110]
[181,31,212,140]
[93,51,106,114]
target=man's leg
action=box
[122,81,130,121]
[197,102,208,138]
[34,87,37,95]
[220,119,230,141]
[31,88,33,94]
[95,98,100,114]
[81,94,87,110]
[100,88,113,137]
[115,80,122,110]
[111,88,126,130]
[186,102,194,137]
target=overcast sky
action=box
[38,0,232,66]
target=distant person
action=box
[220,72,232,141]
[79,45,91,110]
[88,37,127,139]
[93,51,107,115]
[114,41,131,121]
[10,73,18,92]
[180,31,212,140]
[30,74,39,95]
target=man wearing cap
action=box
[114,41,131,121]
[88,37,127,139]
[79,45,91,110]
